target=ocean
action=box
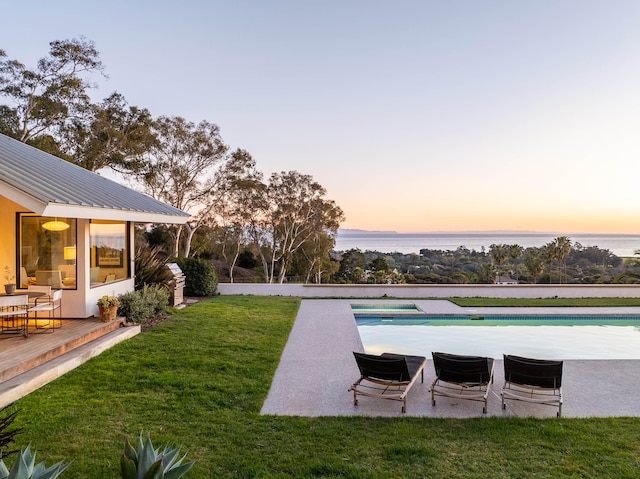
[334,232,640,257]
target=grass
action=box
[8,295,640,478]
[450,297,640,307]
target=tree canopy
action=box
[0,38,104,143]
[0,37,348,281]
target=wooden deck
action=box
[0,318,126,384]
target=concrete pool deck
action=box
[261,299,640,418]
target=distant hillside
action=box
[338,229,398,235]
[338,228,549,235]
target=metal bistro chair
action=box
[0,294,29,337]
[27,285,52,305]
[28,289,62,332]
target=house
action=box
[495,275,518,285]
[0,133,190,318]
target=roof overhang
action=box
[0,183,191,224]
[42,204,191,224]
[0,133,192,224]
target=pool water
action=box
[355,315,640,359]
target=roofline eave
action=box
[41,204,191,224]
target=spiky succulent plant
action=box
[0,445,69,479]
[120,433,195,479]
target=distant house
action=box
[495,276,518,285]
[0,133,190,318]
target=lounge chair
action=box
[430,352,495,413]
[501,354,563,417]
[349,352,427,413]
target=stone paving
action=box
[261,299,640,418]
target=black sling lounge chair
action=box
[349,352,427,413]
[430,352,495,413]
[501,354,563,417]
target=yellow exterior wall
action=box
[0,197,24,283]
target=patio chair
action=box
[27,285,52,305]
[501,354,563,417]
[349,351,427,413]
[430,352,495,413]
[35,270,63,289]
[28,288,62,332]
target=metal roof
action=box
[0,133,190,223]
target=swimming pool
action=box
[351,304,422,313]
[355,315,640,360]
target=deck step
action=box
[0,325,140,408]
[0,319,124,383]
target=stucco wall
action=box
[217,283,640,298]
[0,197,21,281]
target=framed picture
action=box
[97,246,123,267]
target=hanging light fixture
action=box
[42,218,69,231]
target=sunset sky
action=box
[3,1,640,234]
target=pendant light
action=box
[42,218,70,231]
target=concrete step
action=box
[0,325,140,408]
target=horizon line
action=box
[338,228,640,236]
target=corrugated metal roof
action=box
[0,133,190,223]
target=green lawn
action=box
[9,296,640,478]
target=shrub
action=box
[118,285,170,324]
[0,406,22,458]
[134,242,173,290]
[237,250,258,269]
[175,258,217,296]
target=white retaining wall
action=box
[217,283,640,298]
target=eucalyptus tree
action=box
[266,171,344,283]
[294,231,340,284]
[0,38,104,143]
[135,116,228,257]
[208,149,268,282]
[58,92,156,172]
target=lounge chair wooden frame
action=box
[430,352,495,413]
[349,352,427,413]
[501,354,563,417]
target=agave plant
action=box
[121,433,195,479]
[0,445,69,479]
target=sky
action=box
[3,1,640,234]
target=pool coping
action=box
[261,299,640,418]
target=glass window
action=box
[19,215,77,289]
[90,220,129,286]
